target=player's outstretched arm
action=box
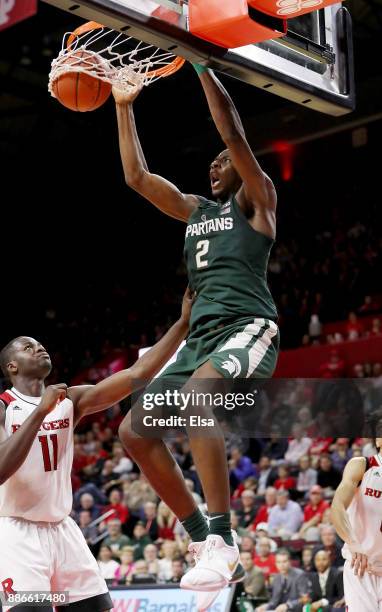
[195,68,276,230]
[113,86,198,222]
[70,287,193,421]
[331,456,368,576]
[0,384,67,485]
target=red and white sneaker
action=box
[180,534,240,592]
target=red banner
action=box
[0,0,37,32]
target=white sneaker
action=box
[180,534,240,592]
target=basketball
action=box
[51,51,112,112]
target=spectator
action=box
[141,501,159,541]
[330,438,352,473]
[185,478,202,505]
[76,492,101,521]
[240,534,256,556]
[310,437,334,457]
[313,526,344,568]
[231,510,250,538]
[240,551,268,598]
[237,490,259,528]
[144,543,161,577]
[123,474,157,513]
[296,455,317,495]
[103,488,129,524]
[157,501,177,541]
[83,431,97,454]
[319,350,346,379]
[252,487,277,530]
[99,459,119,489]
[255,549,310,612]
[129,560,157,584]
[309,314,322,343]
[130,521,152,560]
[268,490,304,539]
[78,510,98,545]
[262,426,289,461]
[229,447,258,487]
[112,442,133,475]
[358,295,380,316]
[158,540,179,582]
[257,456,276,495]
[103,519,131,558]
[274,465,296,491]
[98,545,120,580]
[298,485,330,541]
[254,524,278,553]
[302,546,314,572]
[166,558,185,583]
[285,424,312,465]
[317,455,341,492]
[308,549,345,610]
[253,537,278,583]
[113,546,135,584]
[346,312,363,340]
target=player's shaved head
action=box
[0,336,28,376]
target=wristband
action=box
[192,63,209,75]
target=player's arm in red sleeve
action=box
[0,385,67,485]
[70,287,193,422]
[331,456,368,576]
[194,68,276,237]
[113,85,198,222]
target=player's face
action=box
[8,337,52,378]
[209,150,241,201]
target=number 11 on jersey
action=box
[39,434,58,472]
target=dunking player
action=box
[0,289,192,612]
[332,435,382,611]
[113,63,279,603]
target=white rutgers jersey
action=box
[342,454,382,572]
[0,387,74,522]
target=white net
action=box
[48,22,185,97]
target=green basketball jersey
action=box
[184,195,278,332]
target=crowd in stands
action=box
[69,395,382,610]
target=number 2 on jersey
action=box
[196,240,209,269]
[39,434,58,471]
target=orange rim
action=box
[66,21,185,79]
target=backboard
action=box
[42,0,355,116]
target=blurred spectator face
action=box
[257,538,271,557]
[102,427,114,441]
[298,407,311,425]
[107,519,122,537]
[243,477,257,492]
[277,491,289,508]
[240,551,254,571]
[112,443,125,460]
[171,559,184,579]
[352,444,362,457]
[314,550,331,573]
[240,536,255,553]
[302,547,313,566]
[309,486,323,505]
[291,423,303,439]
[92,422,100,435]
[231,447,242,462]
[144,502,157,519]
[319,456,332,471]
[162,540,177,559]
[241,490,256,508]
[74,443,84,458]
[134,560,148,574]
[80,493,94,510]
[144,544,158,562]
[110,489,122,505]
[353,364,364,378]
[276,552,291,575]
[321,526,336,546]
[99,546,113,562]
[278,465,288,479]
[230,511,239,530]
[133,523,146,539]
[79,510,91,528]
[373,363,382,377]
[265,488,277,506]
[259,456,271,471]
[349,312,357,323]
[102,460,115,474]
[86,431,95,443]
[299,456,310,471]
[121,548,134,565]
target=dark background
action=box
[0,0,381,378]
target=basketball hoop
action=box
[48,20,185,98]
